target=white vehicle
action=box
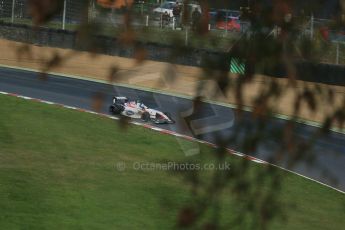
[109,96,175,124]
[153,1,176,18]
[152,1,201,19]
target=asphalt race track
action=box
[1,67,344,192]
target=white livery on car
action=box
[109,96,175,124]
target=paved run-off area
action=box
[0,39,344,130]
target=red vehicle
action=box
[216,18,241,32]
[209,9,241,32]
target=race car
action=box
[109,96,175,124]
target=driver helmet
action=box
[135,100,145,109]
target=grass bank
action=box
[0,95,344,229]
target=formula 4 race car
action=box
[109,96,175,124]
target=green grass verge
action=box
[0,94,344,229]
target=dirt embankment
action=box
[0,39,344,129]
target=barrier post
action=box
[11,0,15,23]
[62,0,67,30]
[225,12,228,35]
[310,14,314,40]
[336,42,339,65]
[185,26,188,46]
[160,13,162,28]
